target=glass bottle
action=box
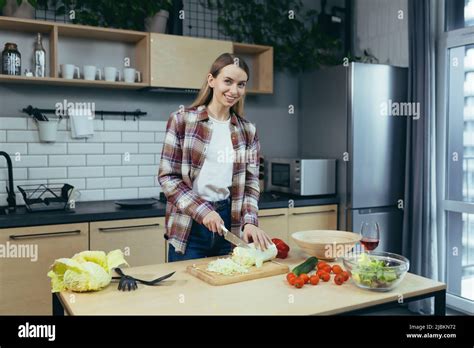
[34,33,46,77]
[2,42,21,76]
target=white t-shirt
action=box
[192,114,234,202]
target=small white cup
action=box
[83,65,102,81]
[104,66,121,82]
[61,64,80,79]
[123,68,141,83]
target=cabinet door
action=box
[150,33,233,89]
[90,217,166,267]
[257,208,289,243]
[288,205,338,249]
[0,223,88,315]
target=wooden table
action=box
[53,250,446,315]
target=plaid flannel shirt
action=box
[158,105,261,254]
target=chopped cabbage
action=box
[232,243,277,268]
[207,258,249,275]
[206,243,278,275]
[47,249,128,293]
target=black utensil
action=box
[112,268,175,291]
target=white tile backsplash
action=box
[7,130,39,142]
[68,143,103,154]
[87,177,121,189]
[85,131,121,143]
[155,132,166,143]
[28,143,67,155]
[138,120,167,132]
[139,143,161,154]
[0,117,165,204]
[0,168,27,180]
[29,167,67,179]
[9,155,48,168]
[48,178,86,190]
[0,117,27,130]
[68,166,103,178]
[122,132,154,143]
[139,187,162,198]
[0,143,28,155]
[87,154,121,166]
[139,165,158,176]
[104,166,137,177]
[104,120,138,131]
[122,176,155,188]
[78,189,104,201]
[122,154,155,165]
[105,143,138,154]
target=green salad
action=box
[351,253,400,288]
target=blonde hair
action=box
[189,53,250,118]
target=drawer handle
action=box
[9,229,82,240]
[259,213,286,218]
[291,209,336,216]
[98,223,161,232]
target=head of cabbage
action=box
[47,249,128,292]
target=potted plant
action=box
[202,0,342,73]
[52,0,172,32]
[0,0,37,18]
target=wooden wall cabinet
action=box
[0,16,273,93]
[90,217,166,267]
[150,33,233,89]
[0,16,149,89]
[0,223,88,315]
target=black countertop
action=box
[0,192,338,229]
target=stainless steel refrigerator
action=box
[299,63,407,254]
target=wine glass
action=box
[359,222,380,253]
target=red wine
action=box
[361,238,379,251]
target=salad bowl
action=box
[342,251,410,291]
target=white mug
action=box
[61,64,80,79]
[123,68,141,83]
[104,67,121,82]
[83,65,101,81]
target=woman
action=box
[158,53,273,262]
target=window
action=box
[439,8,474,313]
[446,0,474,31]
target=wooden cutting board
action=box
[186,258,289,286]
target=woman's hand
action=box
[202,211,224,235]
[242,224,273,251]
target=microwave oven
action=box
[266,158,336,196]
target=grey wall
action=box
[353,0,409,67]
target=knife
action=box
[220,224,250,249]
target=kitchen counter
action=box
[0,192,338,229]
[55,249,446,316]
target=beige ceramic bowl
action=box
[291,230,362,260]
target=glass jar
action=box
[2,42,21,76]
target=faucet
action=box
[0,151,16,211]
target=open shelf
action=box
[0,16,272,94]
[0,16,150,87]
[0,74,148,89]
[233,42,273,94]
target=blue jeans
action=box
[168,197,233,262]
